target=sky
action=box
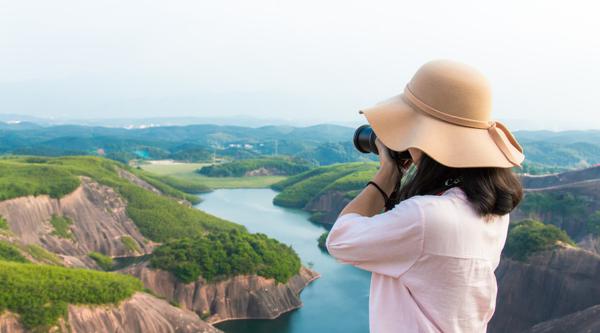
[1,0,599,129]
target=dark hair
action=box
[396,153,523,217]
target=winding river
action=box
[195,188,370,333]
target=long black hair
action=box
[394,153,523,217]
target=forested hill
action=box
[0,121,599,170]
[0,156,308,331]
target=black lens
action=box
[353,124,379,154]
[353,124,412,161]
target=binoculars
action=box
[353,124,412,163]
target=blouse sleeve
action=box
[325,198,424,278]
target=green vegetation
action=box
[0,215,8,231]
[121,236,141,254]
[518,161,568,175]
[141,173,210,195]
[518,192,593,238]
[272,162,378,208]
[24,244,63,266]
[49,214,73,239]
[317,232,329,252]
[134,172,202,204]
[587,210,600,236]
[0,241,28,263]
[0,260,142,329]
[140,161,285,189]
[151,229,301,284]
[503,219,575,261]
[0,156,242,242]
[88,251,113,271]
[0,159,80,201]
[197,157,313,177]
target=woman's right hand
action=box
[373,138,408,195]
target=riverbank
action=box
[197,189,371,333]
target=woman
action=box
[326,60,524,333]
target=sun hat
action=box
[359,59,525,168]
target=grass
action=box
[140,161,285,189]
[0,260,142,329]
[88,251,113,271]
[23,244,63,266]
[49,214,73,240]
[0,241,28,263]
[121,235,141,254]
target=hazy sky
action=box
[1,1,599,129]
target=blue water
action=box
[195,188,371,333]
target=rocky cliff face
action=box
[489,247,600,333]
[0,177,151,267]
[0,293,222,333]
[525,304,600,333]
[304,190,350,224]
[123,262,320,323]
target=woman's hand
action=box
[373,138,401,196]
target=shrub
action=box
[317,232,329,252]
[0,261,142,329]
[88,251,113,271]
[50,214,73,239]
[120,236,141,254]
[0,241,28,263]
[0,216,8,231]
[503,219,575,261]
[24,244,63,266]
[151,230,301,284]
[587,210,600,236]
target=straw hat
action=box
[359,59,524,168]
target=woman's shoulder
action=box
[403,187,509,260]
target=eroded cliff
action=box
[123,262,320,323]
[489,247,600,332]
[0,293,222,333]
[0,177,150,267]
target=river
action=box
[195,188,370,333]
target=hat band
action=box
[403,84,524,166]
[403,85,492,129]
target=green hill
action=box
[0,156,241,241]
[271,162,378,209]
[197,157,313,177]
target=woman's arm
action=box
[338,138,409,217]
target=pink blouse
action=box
[326,187,509,333]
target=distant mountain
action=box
[0,122,599,169]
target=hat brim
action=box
[359,93,524,168]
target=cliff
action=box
[0,293,222,333]
[123,262,320,324]
[304,190,350,224]
[489,247,600,332]
[526,304,600,333]
[0,177,151,268]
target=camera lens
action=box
[353,124,379,154]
